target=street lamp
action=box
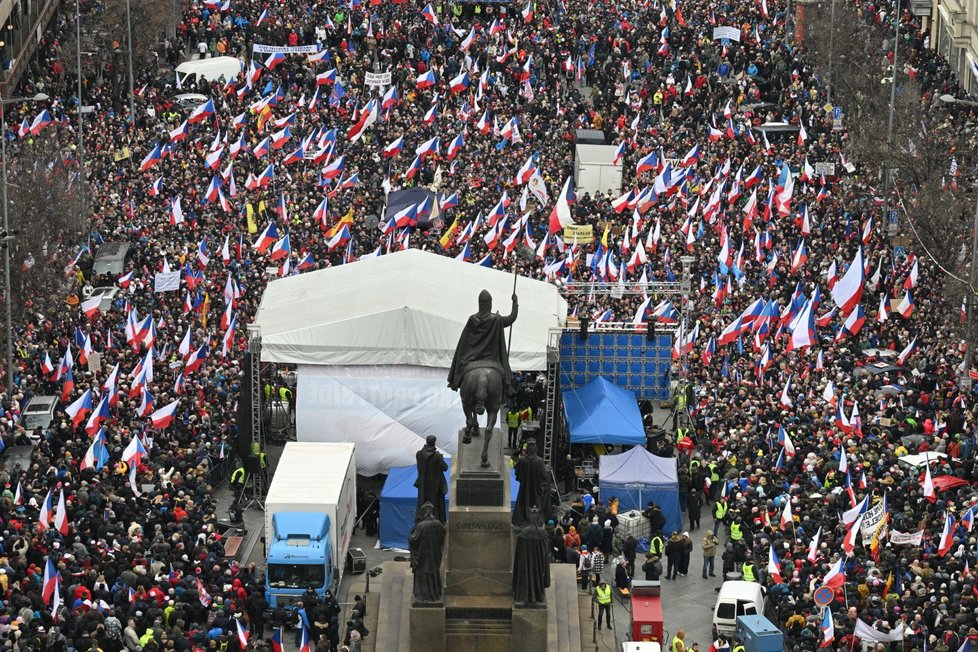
[939,93,978,389]
[0,92,49,396]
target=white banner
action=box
[860,500,888,546]
[854,620,906,643]
[889,529,924,546]
[365,71,392,89]
[252,44,320,54]
[153,271,181,292]
[712,26,742,42]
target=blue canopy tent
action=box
[599,447,682,534]
[563,376,645,445]
[379,460,520,549]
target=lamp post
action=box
[77,0,87,235]
[125,0,136,122]
[0,92,50,395]
[679,255,694,379]
[939,94,978,389]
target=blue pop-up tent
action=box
[563,376,646,445]
[599,447,682,534]
[379,460,520,550]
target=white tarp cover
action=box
[296,364,462,475]
[254,248,567,368]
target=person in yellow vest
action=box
[648,532,664,556]
[729,518,743,542]
[713,499,728,536]
[507,407,522,448]
[742,560,756,582]
[731,640,745,652]
[594,579,612,630]
[672,629,687,652]
[230,465,246,502]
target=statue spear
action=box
[508,212,536,355]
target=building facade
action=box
[931,0,978,94]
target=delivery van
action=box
[713,581,766,637]
[175,56,242,88]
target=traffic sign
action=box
[833,106,843,119]
[814,585,835,606]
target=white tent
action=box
[253,249,567,475]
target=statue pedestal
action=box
[446,428,512,598]
[409,603,445,652]
[455,425,506,507]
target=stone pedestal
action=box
[512,605,548,652]
[445,428,513,598]
[409,604,445,652]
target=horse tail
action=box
[475,373,488,413]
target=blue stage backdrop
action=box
[559,332,672,401]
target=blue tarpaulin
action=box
[379,460,519,550]
[599,447,682,534]
[563,376,646,445]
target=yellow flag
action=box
[245,204,258,234]
[201,293,211,330]
[601,224,609,247]
[439,216,459,248]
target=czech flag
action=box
[149,400,179,429]
[636,150,658,176]
[821,557,845,589]
[767,545,782,584]
[264,52,286,70]
[235,619,249,649]
[139,143,163,171]
[819,608,834,648]
[64,389,93,427]
[421,2,438,24]
[188,98,215,124]
[383,136,404,157]
[449,72,469,93]
[29,109,54,135]
[416,70,436,90]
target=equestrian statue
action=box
[448,289,518,467]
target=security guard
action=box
[742,560,756,582]
[729,518,744,542]
[507,407,522,448]
[732,639,745,652]
[713,499,728,536]
[708,462,721,499]
[671,629,687,652]
[594,579,612,630]
[230,464,246,501]
[648,532,664,556]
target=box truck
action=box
[264,442,357,610]
[736,615,783,652]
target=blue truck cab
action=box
[265,513,333,610]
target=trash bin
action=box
[347,548,367,575]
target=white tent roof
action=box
[254,249,567,368]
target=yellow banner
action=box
[563,224,594,245]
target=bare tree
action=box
[804,1,977,308]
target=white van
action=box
[713,581,765,636]
[175,56,242,88]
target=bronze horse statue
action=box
[459,367,504,467]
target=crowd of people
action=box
[0,0,973,648]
